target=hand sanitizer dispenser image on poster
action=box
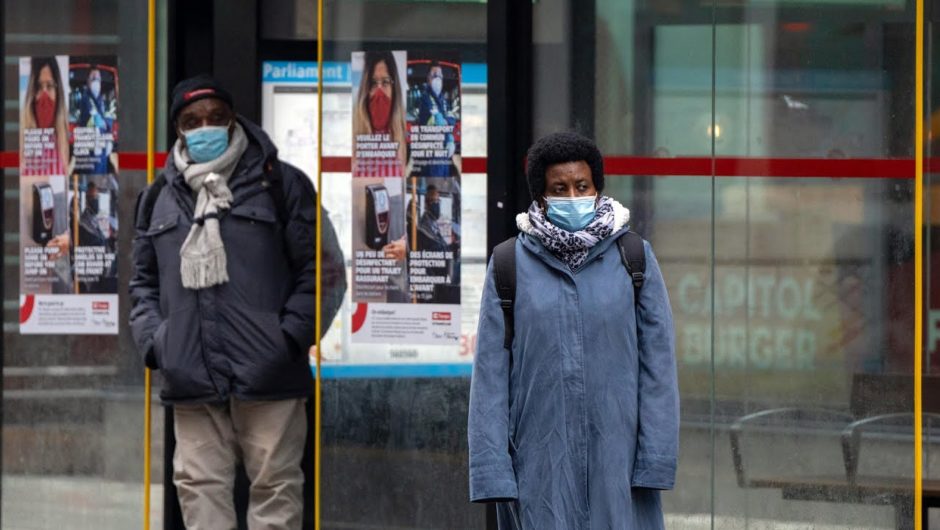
[365,184,390,250]
[32,182,55,245]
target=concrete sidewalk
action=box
[0,474,905,530]
[2,475,163,530]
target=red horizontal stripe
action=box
[321,156,488,174]
[0,152,170,171]
[321,156,348,172]
[604,157,710,176]
[119,152,168,170]
[605,156,917,178]
[0,152,922,178]
[464,157,487,173]
[712,157,914,178]
[0,151,16,168]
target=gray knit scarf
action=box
[172,123,248,289]
[524,196,616,271]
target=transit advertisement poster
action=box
[350,50,462,345]
[260,58,487,377]
[18,55,119,334]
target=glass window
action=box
[533,0,920,527]
[3,1,166,528]
[305,1,489,528]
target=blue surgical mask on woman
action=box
[544,195,597,232]
[184,125,230,163]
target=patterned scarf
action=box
[525,196,616,271]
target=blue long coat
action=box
[468,228,679,529]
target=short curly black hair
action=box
[525,132,604,201]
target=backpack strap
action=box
[263,159,290,225]
[135,174,167,231]
[491,237,517,350]
[617,231,646,291]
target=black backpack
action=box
[491,231,646,350]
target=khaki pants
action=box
[173,398,306,530]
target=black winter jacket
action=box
[129,117,346,404]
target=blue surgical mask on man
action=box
[184,125,230,163]
[545,195,597,232]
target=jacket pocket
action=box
[224,303,290,363]
[229,204,277,225]
[145,214,179,236]
[146,214,182,273]
[160,308,216,400]
[222,205,287,309]
[224,302,301,395]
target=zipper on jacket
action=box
[195,289,224,399]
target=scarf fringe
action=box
[181,248,229,289]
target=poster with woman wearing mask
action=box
[20,56,70,177]
[350,50,460,345]
[351,50,409,305]
[352,50,407,178]
[18,55,119,335]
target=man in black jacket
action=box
[129,75,346,529]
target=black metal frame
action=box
[166,0,263,128]
[569,0,596,137]
[213,0,260,123]
[158,0,535,527]
[0,3,5,525]
[485,0,536,526]
[163,3,263,527]
[487,0,534,258]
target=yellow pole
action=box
[315,0,325,528]
[915,0,924,527]
[143,0,156,528]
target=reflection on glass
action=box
[3,2,163,529]
[581,0,919,527]
[315,1,488,528]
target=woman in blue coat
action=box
[468,132,679,529]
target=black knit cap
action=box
[525,131,605,201]
[170,74,234,123]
